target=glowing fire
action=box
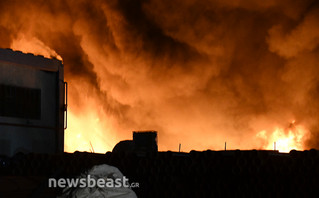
[6,35,312,153]
[3,1,318,153]
[64,110,114,153]
[257,120,309,152]
[11,34,62,60]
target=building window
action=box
[0,84,41,119]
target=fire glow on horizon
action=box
[257,120,309,152]
[1,0,319,153]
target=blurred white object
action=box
[58,164,137,198]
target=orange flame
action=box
[257,120,309,152]
[11,34,62,60]
[64,110,114,153]
[6,18,316,153]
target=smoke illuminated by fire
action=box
[1,0,319,153]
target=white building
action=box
[0,48,66,156]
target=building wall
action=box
[0,50,64,156]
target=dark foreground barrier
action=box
[1,149,319,198]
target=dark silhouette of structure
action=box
[112,131,158,156]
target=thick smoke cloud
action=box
[1,0,319,151]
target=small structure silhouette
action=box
[112,131,158,155]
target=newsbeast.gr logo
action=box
[48,175,139,188]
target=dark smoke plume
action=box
[1,0,319,151]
